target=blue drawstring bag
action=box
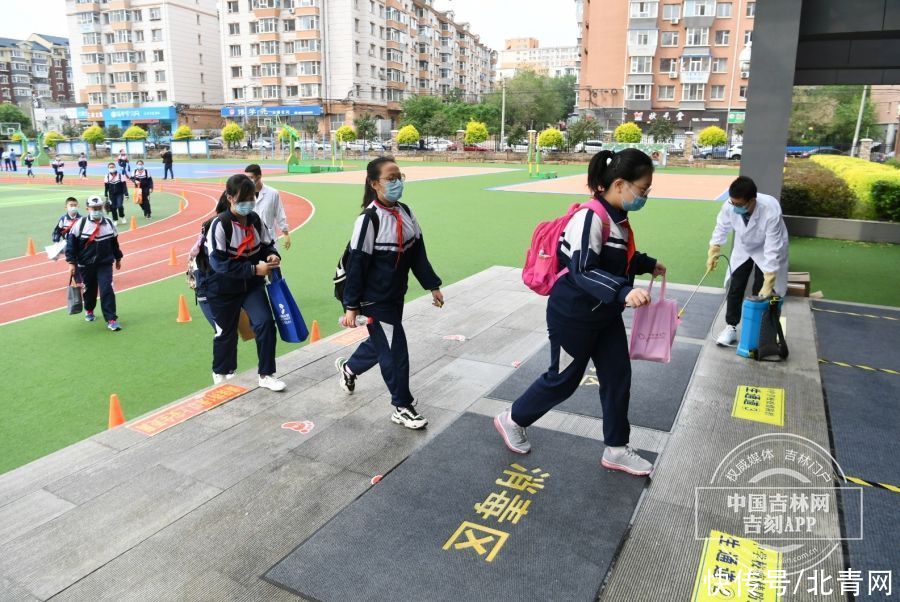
[266,268,309,343]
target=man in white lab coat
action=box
[245,163,291,250]
[707,176,789,346]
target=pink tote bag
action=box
[629,276,680,363]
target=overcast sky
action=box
[1,0,575,51]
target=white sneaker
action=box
[601,445,653,476]
[716,325,738,346]
[494,409,531,454]
[391,405,428,429]
[259,375,286,392]
[212,373,226,384]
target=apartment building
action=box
[578,0,755,137]
[65,0,223,128]
[0,34,73,109]
[497,38,579,81]
[219,0,494,134]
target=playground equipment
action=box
[527,129,558,179]
[9,128,51,166]
[283,123,343,173]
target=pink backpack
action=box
[522,198,610,295]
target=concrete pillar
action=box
[683,131,694,157]
[858,138,873,161]
[739,0,804,198]
[602,130,613,144]
[456,129,465,154]
[390,129,398,153]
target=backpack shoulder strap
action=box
[362,205,380,237]
[215,211,234,246]
[580,198,611,245]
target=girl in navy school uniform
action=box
[23,152,35,179]
[205,174,285,391]
[494,148,665,477]
[78,153,88,179]
[130,160,154,218]
[104,161,129,225]
[52,197,81,243]
[336,157,444,430]
[51,156,64,184]
[190,194,232,328]
[117,149,130,176]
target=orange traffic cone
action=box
[310,320,321,343]
[26,238,36,256]
[108,394,125,428]
[168,247,178,266]
[176,294,192,323]
[130,215,137,231]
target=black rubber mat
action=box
[812,300,900,322]
[840,486,900,597]
[487,341,701,432]
[812,302,900,368]
[265,412,654,602]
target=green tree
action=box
[698,125,727,148]
[353,112,378,144]
[788,86,878,146]
[538,127,564,149]
[123,125,148,139]
[104,125,122,139]
[400,95,444,134]
[81,125,105,148]
[470,102,501,134]
[425,112,454,139]
[445,88,465,103]
[397,124,420,145]
[173,125,193,140]
[44,130,65,146]
[221,122,245,147]
[505,124,527,148]
[0,103,31,131]
[614,122,643,143]
[444,101,474,132]
[335,125,357,143]
[567,117,602,150]
[484,70,569,131]
[464,120,489,145]
[549,74,578,119]
[302,119,319,138]
[150,123,170,142]
[646,117,675,143]
[61,121,80,139]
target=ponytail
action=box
[361,156,396,209]
[587,148,654,197]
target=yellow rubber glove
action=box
[758,272,776,298]
[706,245,721,272]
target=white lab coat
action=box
[254,184,289,240]
[710,193,789,296]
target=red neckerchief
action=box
[61,215,78,236]
[375,200,404,265]
[85,218,103,246]
[233,219,256,258]
[620,218,636,272]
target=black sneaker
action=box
[335,357,356,394]
[391,405,427,429]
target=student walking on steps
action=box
[494,148,665,477]
[104,162,129,225]
[205,174,286,391]
[335,157,444,430]
[65,196,123,331]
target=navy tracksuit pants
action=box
[81,263,117,322]
[346,303,414,408]
[511,309,632,447]
[208,283,276,376]
[109,193,126,220]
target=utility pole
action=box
[850,85,868,157]
[500,79,506,149]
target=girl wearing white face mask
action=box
[130,161,154,218]
[335,157,443,430]
[104,162,130,225]
[494,149,665,478]
[205,174,286,392]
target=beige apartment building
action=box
[219,0,495,135]
[577,0,755,139]
[497,37,579,81]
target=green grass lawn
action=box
[2,184,183,260]
[0,163,895,474]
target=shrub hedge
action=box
[810,155,900,220]
[781,160,856,219]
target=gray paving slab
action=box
[0,465,221,600]
[0,440,116,509]
[0,576,39,602]
[445,325,548,366]
[0,489,74,546]
[413,357,515,413]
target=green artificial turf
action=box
[0,165,894,474]
[1,184,182,260]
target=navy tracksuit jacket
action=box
[511,196,657,447]
[343,200,442,408]
[66,216,123,321]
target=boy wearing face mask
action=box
[104,162,129,225]
[24,152,35,179]
[53,197,81,243]
[336,157,443,430]
[130,161,154,218]
[78,153,88,179]
[66,196,123,331]
[707,176,789,346]
[51,156,64,184]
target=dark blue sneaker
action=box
[85,311,95,322]
[107,320,121,331]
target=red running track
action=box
[0,178,315,326]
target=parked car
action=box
[94,142,112,152]
[241,139,273,150]
[344,140,384,152]
[695,145,728,159]
[208,137,224,149]
[447,143,488,152]
[427,138,453,152]
[397,143,428,151]
[574,140,604,153]
[801,147,843,158]
[726,145,742,160]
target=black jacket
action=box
[65,217,123,266]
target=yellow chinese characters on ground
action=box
[692,529,782,602]
[732,386,785,427]
[128,384,248,436]
[443,463,550,563]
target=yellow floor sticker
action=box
[732,386,785,427]
[692,529,782,601]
